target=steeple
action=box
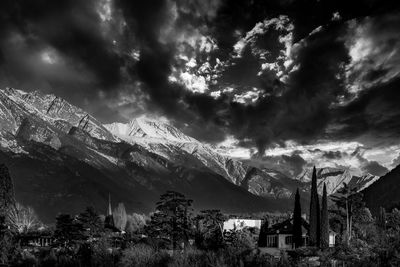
[108,193,112,216]
[104,193,115,228]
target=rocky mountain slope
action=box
[0,87,295,222]
[0,87,381,222]
[297,167,379,195]
[363,164,400,215]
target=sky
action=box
[0,0,400,177]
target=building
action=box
[264,217,310,249]
[223,218,262,231]
[262,218,336,249]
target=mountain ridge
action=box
[0,87,381,221]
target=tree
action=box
[0,215,16,264]
[321,183,329,249]
[377,207,387,231]
[293,188,303,248]
[54,214,85,246]
[113,203,127,231]
[258,218,269,247]
[78,206,103,237]
[125,213,147,234]
[0,164,15,215]
[196,209,226,250]
[147,191,193,250]
[309,166,320,247]
[7,203,40,233]
[331,182,360,245]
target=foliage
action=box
[146,191,193,250]
[125,213,147,234]
[386,208,400,231]
[0,163,15,215]
[0,215,18,264]
[309,166,320,247]
[54,213,85,246]
[331,182,362,245]
[91,237,120,267]
[293,188,303,249]
[78,206,103,238]
[120,243,170,267]
[377,206,386,230]
[195,209,226,250]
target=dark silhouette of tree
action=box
[293,188,303,248]
[309,166,320,247]
[321,183,329,249]
[147,191,193,250]
[78,206,103,237]
[258,218,269,247]
[54,214,85,246]
[0,164,15,215]
[196,209,226,250]
[377,206,386,231]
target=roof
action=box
[266,217,309,235]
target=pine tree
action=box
[147,191,193,250]
[78,206,103,237]
[309,166,320,247]
[377,206,386,231]
[293,188,303,248]
[258,218,269,247]
[321,183,329,249]
[54,214,85,246]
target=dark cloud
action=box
[361,160,389,177]
[0,0,400,157]
[249,152,307,178]
[323,151,343,160]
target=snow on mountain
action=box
[297,167,378,195]
[0,87,116,142]
[1,87,292,221]
[105,117,248,186]
[0,87,380,210]
[106,117,197,143]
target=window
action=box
[266,235,278,247]
[285,235,292,245]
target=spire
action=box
[108,193,112,216]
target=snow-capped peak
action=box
[105,116,198,143]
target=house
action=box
[223,218,262,231]
[262,218,336,249]
[18,232,54,247]
[264,217,310,249]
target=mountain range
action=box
[0,87,384,222]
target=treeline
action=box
[0,190,276,267]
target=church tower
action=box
[104,193,115,228]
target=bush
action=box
[120,244,170,267]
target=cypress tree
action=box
[377,207,386,230]
[309,166,320,247]
[293,188,303,248]
[258,218,269,247]
[321,183,329,249]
